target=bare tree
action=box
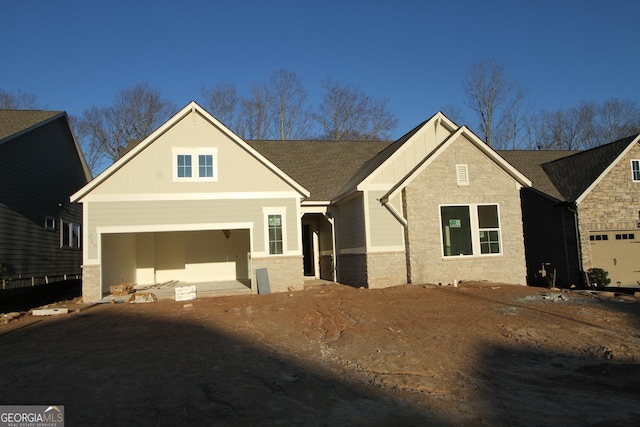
[0,89,41,109]
[439,104,468,126]
[236,83,272,140]
[77,83,176,173]
[203,70,312,140]
[315,78,398,141]
[527,98,640,150]
[599,98,640,141]
[269,69,312,139]
[462,59,528,149]
[201,83,239,130]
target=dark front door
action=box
[302,223,315,276]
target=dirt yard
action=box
[1,281,639,426]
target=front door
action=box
[302,223,315,276]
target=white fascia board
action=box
[380,127,462,204]
[575,135,640,205]
[81,191,301,203]
[461,126,532,188]
[356,112,459,192]
[71,101,310,202]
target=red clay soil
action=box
[1,281,639,426]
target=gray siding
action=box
[0,116,87,285]
[367,190,404,248]
[336,195,365,251]
[89,110,294,196]
[86,198,299,259]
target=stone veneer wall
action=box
[577,143,640,271]
[366,251,407,288]
[252,256,304,293]
[403,136,527,286]
[337,253,367,287]
[319,255,334,281]
[82,264,102,303]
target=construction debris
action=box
[32,308,69,316]
[109,283,134,296]
[128,293,158,304]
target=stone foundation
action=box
[82,264,102,303]
[252,256,304,293]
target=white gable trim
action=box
[575,135,640,205]
[356,112,459,192]
[71,102,310,202]
[379,126,531,205]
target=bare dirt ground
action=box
[1,281,639,426]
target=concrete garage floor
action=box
[103,279,253,302]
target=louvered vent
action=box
[456,164,469,185]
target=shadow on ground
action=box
[0,306,445,426]
[0,280,81,312]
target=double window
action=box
[440,204,501,257]
[61,220,81,249]
[173,148,218,181]
[632,160,640,182]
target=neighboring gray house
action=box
[0,110,91,288]
[499,133,640,287]
[72,102,531,302]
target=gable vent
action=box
[456,164,469,186]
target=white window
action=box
[263,208,286,255]
[177,154,192,178]
[632,160,640,182]
[61,220,81,249]
[173,148,218,182]
[456,164,469,186]
[440,204,502,257]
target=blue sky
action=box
[1,0,638,139]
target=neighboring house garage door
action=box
[589,231,640,286]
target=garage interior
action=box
[101,228,252,297]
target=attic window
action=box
[456,164,469,186]
[632,160,640,182]
[173,148,218,182]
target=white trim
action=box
[80,191,300,203]
[381,126,531,204]
[263,207,287,256]
[71,101,310,202]
[456,164,469,186]
[364,190,372,252]
[357,112,459,191]
[172,147,218,182]
[576,135,640,204]
[631,159,640,182]
[97,221,253,236]
[368,245,405,253]
[300,204,330,214]
[438,203,503,258]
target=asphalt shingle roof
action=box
[247,140,391,201]
[498,134,639,202]
[542,135,638,201]
[0,110,63,143]
[497,150,578,200]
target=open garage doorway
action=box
[101,228,251,296]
